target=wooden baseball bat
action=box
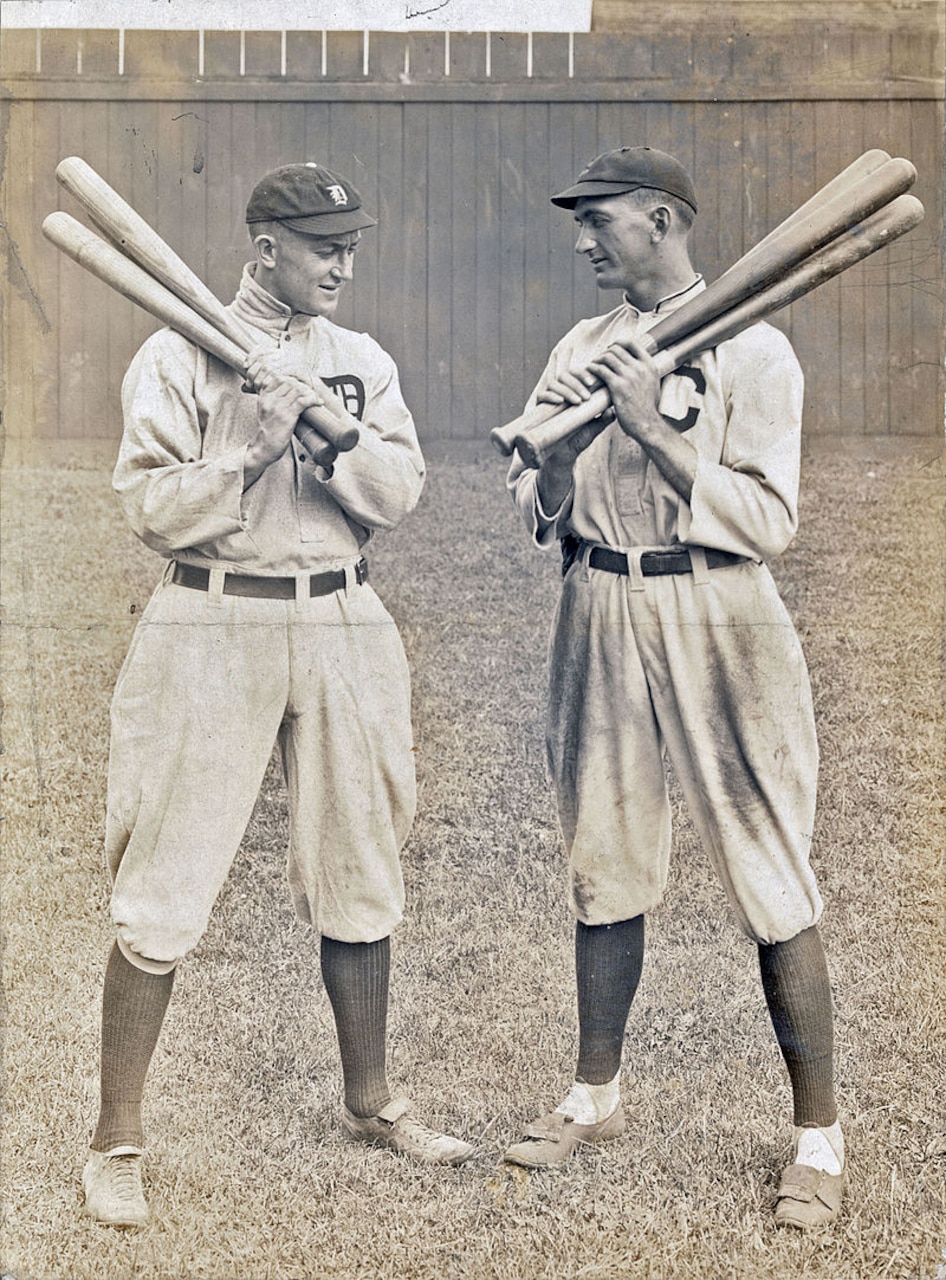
[42,211,340,469]
[511,193,925,470]
[646,155,915,353]
[490,152,914,455]
[54,155,358,459]
[722,149,890,259]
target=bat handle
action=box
[512,388,612,468]
[241,362,358,458]
[294,418,338,471]
[489,401,562,455]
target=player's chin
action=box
[300,292,341,318]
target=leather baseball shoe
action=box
[504,1105,626,1168]
[342,1097,476,1165]
[774,1163,844,1229]
[82,1145,149,1227]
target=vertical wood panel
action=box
[203,101,241,299]
[498,104,528,430]
[474,105,501,431]
[5,100,27,438]
[374,102,409,409]
[400,103,429,433]
[302,101,332,178]
[904,95,943,437]
[569,106,600,338]
[522,102,553,409]
[691,106,724,284]
[859,103,892,433]
[885,99,915,433]
[347,103,382,341]
[836,107,868,435]
[103,102,138,442]
[426,104,453,436]
[813,100,843,433]
[785,103,825,429]
[57,100,105,437]
[450,105,478,436]
[887,96,932,436]
[334,103,377,342]
[227,102,259,289]
[3,101,58,441]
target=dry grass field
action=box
[2,439,944,1280]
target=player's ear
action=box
[253,230,279,268]
[650,205,672,241]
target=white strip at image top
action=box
[1,0,595,32]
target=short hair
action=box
[248,219,283,244]
[248,220,359,249]
[624,186,696,232]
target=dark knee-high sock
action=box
[758,925,837,1128]
[320,935,391,1118]
[91,943,176,1152]
[575,916,645,1085]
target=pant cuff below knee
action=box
[116,931,180,976]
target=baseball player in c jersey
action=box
[503,147,845,1230]
[82,163,475,1228]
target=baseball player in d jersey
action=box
[503,147,844,1230]
[82,163,474,1228]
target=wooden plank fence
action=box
[1,19,942,445]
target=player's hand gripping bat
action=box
[48,156,360,469]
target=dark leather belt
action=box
[171,558,367,599]
[588,545,747,577]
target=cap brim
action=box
[271,208,378,235]
[550,181,644,208]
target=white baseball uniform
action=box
[508,279,824,945]
[107,265,425,973]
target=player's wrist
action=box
[537,458,574,512]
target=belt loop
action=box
[578,540,592,582]
[208,567,225,605]
[688,546,710,585]
[294,570,308,610]
[626,549,646,592]
[343,562,357,594]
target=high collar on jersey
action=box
[230,262,324,335]
[622,274,705,321]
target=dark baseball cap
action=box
[246,162,377,235]
[551,147,697,213]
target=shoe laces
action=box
[104,1153,144,1201]
[394,1114,452,1152]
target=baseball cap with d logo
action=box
[246,162,378,235]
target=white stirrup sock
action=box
[556,1074,621,1125]
[794,1121,845,1175]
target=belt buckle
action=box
[355,558,368,586]
[645,549,687,575]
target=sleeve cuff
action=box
[532,484,573,546]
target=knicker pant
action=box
[547,554,823,944]
[105,570,415,972]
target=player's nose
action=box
[575,226,597,255]
[335,253,355,281]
